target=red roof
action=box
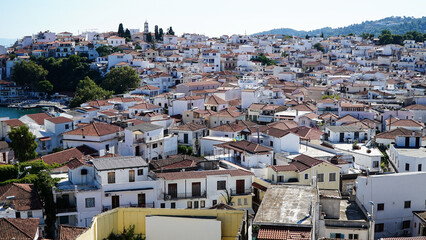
[257,225,311,240]
[58,225,87,240]
[0,183,42,211]
[63,122,122,137]
[46,116,73,124]
[25,112,51,125]
[2,119,24,127]
[156,169,253,180]
[0,218,40,240]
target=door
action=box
[354,131,359,140]
[236,180,245,195]
[112,195,120,209]
[168,184,178,198]
[138,193,146,208]
[405,137,410,147]
[192,182,201,197]
[135,146,140,156]
[339,132,344,142]
[184,134,188,144]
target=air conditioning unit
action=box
[105,193,111,197]
[165,195,172,200]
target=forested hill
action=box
[253,16,426,37]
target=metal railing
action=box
[230,188,252,196]
[102,202,155,212]
[160,191,207,201]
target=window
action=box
[171,202,176,209]
[160,203,165,208]
[244,198,248,205]
[270,141,273,147]
[85,198,95,208]
[153,143,158,149]
[329,173,336,182]
[59,216,69,224]
[419,164,422,172]
[375,223,384,232]
[129,170,135,182]
[27,211,32,218]
[194,201,199,208]
[105,144,110,152]
[238,198,242,206]
[15,212,21,218]
[406,163,410,171]
[317,173,324,182]
[349,234,358,239]
[187,201,192,209]
[373,161,379,168]
[404,201,411,208]
[201,200,205,208]
[304,173,309,180]
[81,169,88,175]
[65,124,69,130]
[213,200,217,206]
[138,169,144,176]
[278,176,284,182]
[377,203,384,211]
[108,172,115,184]
[217,181,226,190]
[402,220,411,229]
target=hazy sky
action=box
[0,0,424,39]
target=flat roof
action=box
[338,200,367,222]
[253,185,317,226]
[393,147,426,158]
[333,144,383,157]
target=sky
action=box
[0,0,425,39]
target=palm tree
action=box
[221,189,234,205]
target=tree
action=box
[70,77,113,108]
[8,125,37,162]
[167,26,175,35]
[12,61,48,89]
[96,45,123,57]
[154,25,159,40]
[220,189,234,206]
[159,28,164,40]
[313,43,325,52]
[251,53,277,66]
[146,33,153,43]
[320,32,324,38]
[34,171,57,239]
[125,28,132,42]
[102,66,140,94]
[305,34,310,39]
[36,80,53,94]
[118,23,124,37]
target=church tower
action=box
[144,20,149,33]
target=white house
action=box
[107,36,125,47]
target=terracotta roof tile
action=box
[155,169,253,180]
[58,225,87,240]
[63,122,122,137]
[0,183,42,211]
[0,218,39,240]
[257,225,311,240]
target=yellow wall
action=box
[218,194,252,209]
[253,177,270,202]
[76,208,245,240]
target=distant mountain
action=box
[0,38,17,47]
[253,16,426,37]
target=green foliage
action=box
[154,25,159,40]
[251,53,277,66]
[12,60,48,89]
[125,28,131,39]
[51,147,63,153]
[352,140,360,150]
[0,165,18,182]
[361,32,375,40]
[70,77,113,108]
[134,45,142,50]
[34,171,57,239]
[220,189,234,205]
[158,28,164,40]
[96,45,124,57]
[19,160,51,174]
[102,66,140,94]
[177,145,193,155]
[1,174,39,185]
[8,125,37,162]
[321,94,339,100]
[36,80,53,93]
[167,27,175,36]
[104,225,145,240]
[118,23,125,37]
[378,30,425,45]
[253,16,426,37]
[313,43,325,52]
[145,33,152,43]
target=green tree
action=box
[220,189,234,205]
[36,80,53,94]
[154,25,159,40]
[34,171,57,239]
[102,66,140,94]
[251,53,277,66]
[8,125,38,162]
[70,77,113,108]
[313,43,325,52]
[12,60,48,89]
[96,45,123,57]
[159,28,164,40]
[167,26,175,35]
[146,33,153,43]
[125,28,132,42]
[118,23,125,37]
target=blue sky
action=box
[0,0,425,39]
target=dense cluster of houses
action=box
[0,24,425,240]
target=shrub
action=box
[0,165,18,182]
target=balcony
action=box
[134,138,145,144]
[102,202,155,212]
[230,188,252,196]
[160,191,207,201]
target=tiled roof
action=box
[257,225,311,240]
[0,183,42,211]
[150,155,204,171]
[404,104,426,110]
[58,225,87,240]
[2,119,24,127]
[336,114,359,123]
[215,140,272,154]
[155,169,253,180]
[129,103,161,110]
[287,126,324,140]
[172,123,206,131]
[63,122,122,137]
[25,112,52,125]
[46,116,73,124]
[375,128,421,139]
[210,123,247,132]
[0,218,39,240]
[391,119,424,127]
[267,121,298,130]
[40,147,87,165]
[206,95,227,105]
[92,156,148,171]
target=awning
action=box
[40,137,51,142]
[133,130,143,135]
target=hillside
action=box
[253,16,426,37]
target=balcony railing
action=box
[160,191,207,201]
[230,188,252,196]
[56,206,77,213]
[102,202,155,212]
